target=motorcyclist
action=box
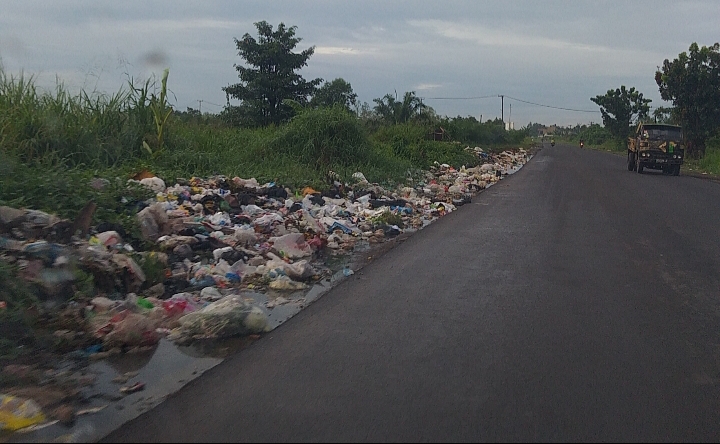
[550,138,555,147]
[580,138,585,148]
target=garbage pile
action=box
[0,148,529,352]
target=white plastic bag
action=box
[177,295,268,339]
[269,233,312,259]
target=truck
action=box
[627,123,684,175]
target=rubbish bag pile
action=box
[0,148,529,350]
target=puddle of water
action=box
[10,339,222,443]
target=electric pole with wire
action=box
[499,95,504,123]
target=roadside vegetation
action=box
[584,42,720,168]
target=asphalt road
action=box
[103,143,720,442]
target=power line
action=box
[422,93,601,114]
[504,95,600,113]
[194,100,225,114]
[422,95,497,100]
[202,101,224,108]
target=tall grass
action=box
[698,135,720,174]
[267,106,372,168]
[371,122,479,169]
[0,68,154,166]
[160,107,415,190]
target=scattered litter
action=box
[112,371,139,384]
[13,420,59,434]
[119,382,145,395]
[76,405,107,416]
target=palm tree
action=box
[373,91,427,124]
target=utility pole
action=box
[198,100,203,114]
[498,95,504,123]
[509,103,512,129]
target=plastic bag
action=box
[177,295,268,339]
[301,209,323,233]
[139,177,166,194]
[162,293,202,316]
[282,260,315,280]
[269,233,312,259]
[103,312,159,347]
[95,231,123,248]
[0,395,46,431]
[233,226,258,246]
[268,275,308,291]
[241,205,264,216]
[253,213,284,227]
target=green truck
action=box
[627,123,684,175]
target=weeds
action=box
[145,68,173,157]
[0,152,153,245]
[372,211,404,229]
[698,135,720,175]
[133,252,168,288]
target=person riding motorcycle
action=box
[550,139,555,147]
[580,138,585,148]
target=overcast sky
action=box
[1,1,718,127]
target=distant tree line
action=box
[591,42,720,156]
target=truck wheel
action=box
[673,165,680,176]
[627,152,635,171]
[637,163,644,174]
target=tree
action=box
[309,78,358,111]
[372,91,427,124]
[590,86,651,142]
[523,122,545,137]
[655,42,720,155]
[651,106,677,125]
[222,21,322,127]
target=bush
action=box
[369,122,478,169]
[441,117,526,147]
[698,134,720,174]
[266,106,372,169]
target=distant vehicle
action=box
[551,139,555,147]
[580,139,584,148]
[627,123,684,175]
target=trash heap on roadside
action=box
[0,148,530,432]
[0,148,529,352]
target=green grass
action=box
[696,136,720,175]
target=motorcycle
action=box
[551,140,555,147]
[580,141,584,148]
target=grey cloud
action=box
[2,0,718,125]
